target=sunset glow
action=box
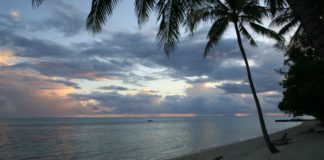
[0,0,286,117]
[203,82,216,88]
[72,113,196,118]
[0,50,15,66]
[234,113,251,117]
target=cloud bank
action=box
[0,0,285,117]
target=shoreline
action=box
[171,121,324,160]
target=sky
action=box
[0,0,288,117]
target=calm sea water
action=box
[0,116,299,160]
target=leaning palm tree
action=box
[32,0,281,153]
[186,0,282,153]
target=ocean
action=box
[0,116,300,160]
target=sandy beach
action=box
[172,121,324,160]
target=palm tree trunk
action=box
[233,23,279,154]
[286,0,324,60]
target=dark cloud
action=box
[0,70,86,117]
[0,9,285,117]
[47,79,81,89]
[0,30,74,58]
[0,28,283,92]
[0,89,82,117]
[72,83,282,115]
[74,92,163,114]
[99,85,129,91]
[217,83,251,94]
[77,32,284,94]
[9,59,124,80]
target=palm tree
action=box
[33,0,155,30]
[186,0,281,153]
[264,0,324,59]
[32,0,281,153]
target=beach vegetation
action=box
[268,0,324,122]
[279,33,324,122]
[266,0,324,59]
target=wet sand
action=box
[172,121,324,160]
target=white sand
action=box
[171,121,324,160]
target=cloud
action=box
[0,70,87,117]
[72,82,282,116]
[47,79,81,89]
[0,30,74,58]
[0,49,15,66]
[9,59,124,81]
[9,10,20,21]
[99,85,130,91]
[78,31,284,92]
[0,26,283,92]
[0,13,25,30]
[31,0,86,37]
[0,19,285,117]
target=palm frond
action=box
[214,0,230,12]
[135,0,156,26]
[288,25,303,47]
[264,0,287,16]
[156,0,188,57]
[32,0,45,9]
[185,6,214,34]
[249,22,283,42]
[224,0,243,12]
[278,18,299,35]
[86,0,120,34]
[239,24,257,47]
[240,14,263,23]
[242,4,268,20]
[204,18,229,57]
[269,8,295,27]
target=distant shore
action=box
[171,121,324,160]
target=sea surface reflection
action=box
[0,116,300,160]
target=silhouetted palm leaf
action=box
[239,24,257,46]
[204,18,229,57]
[155,0,189,56]
[278,18,299,35]
[269,7,302,46]
[188,0,283,56]
[32,0,45,8]
[249,22,283,41]
[263,0,287,15]
[87,0,120,34]
[270,8,295,27]
[135,0,155,26]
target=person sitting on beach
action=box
[280,132,289,144]
[273,132,291,145]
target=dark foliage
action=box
[279,33,324,121]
